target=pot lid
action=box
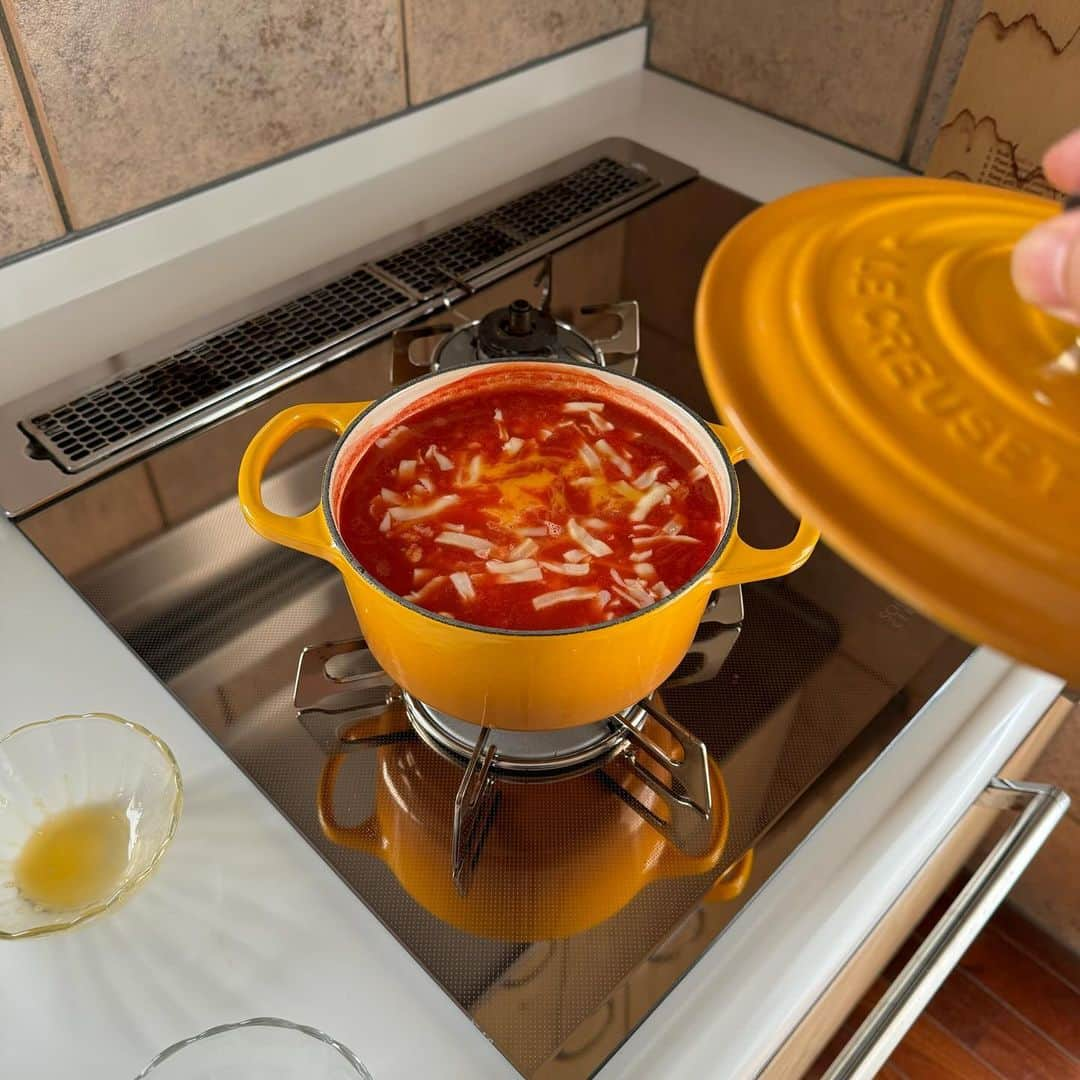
[696,177,1079,682]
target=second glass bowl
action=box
[135,1017,373,1079]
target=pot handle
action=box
[650,757,731,881]
[703,422,819,589]
[704,848,754,903]
[237,401,371,564]
[316,752,383,856]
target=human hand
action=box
[1011,128,1080,325]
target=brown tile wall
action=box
[402,0,644,104]
[5,3,1074,265]
[647,0,948,160]
[647,0,988,167]
[0,35,62,256]
[0,1,645,263]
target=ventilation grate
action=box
[374,214,520,296]
[22,154,656,474]
[494,156,649,240]
[375,157,650,297]
[23,268,411,470]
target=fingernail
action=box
[1043,304,1080,327]
[1012,220,1071,308]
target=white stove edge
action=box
[607,651,1062,1079]
[0,30,1060,1080]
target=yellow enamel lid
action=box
[696,177,1079,682]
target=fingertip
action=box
[1011,220,1070,308]
[1043,128,1080,193]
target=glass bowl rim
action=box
[133,1016,374,1079]
[0,711,183,940]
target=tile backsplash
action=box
[8,0,408,228]
[0,46,62,254]
[647,1,1079,196]
[648,0,947,160]
[2,1,1074,267]
[403,0,644,103]
[0,1,644,263]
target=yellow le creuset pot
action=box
[317,712,752,940]
[238,360,818,731]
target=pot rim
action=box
[319,358,739,638]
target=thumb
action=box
[1011,208,1080,324]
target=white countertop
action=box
[1,31,1063,1079]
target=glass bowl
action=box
[135,1017,373,1079]
[0,712,182,937]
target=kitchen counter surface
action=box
[1,32,1064,1079]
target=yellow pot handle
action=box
[704,848,754,903]
[317,752,383,856]
[704,422,819,589]
[237,400,371,564]
[650,758,731,881]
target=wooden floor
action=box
[807,880,1080,1079]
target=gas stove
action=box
[10,141,972,1077]
[294,584,742,893]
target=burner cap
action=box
[404,693,647,781]
[476,299,560,357]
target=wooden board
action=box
[926,3,1080,198]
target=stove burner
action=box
[293,588,742,893]
[405,692,649,780]
[475,299,560,357]
[389,257,642,380]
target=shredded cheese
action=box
[578,443,602,472]
[375,426,410,448]
[435,531,492,556]
[450,572,475,601]
[540,560,591,577]
[485,558,539,574]
[567,518,613,557]
[595,439,632,477]
[496,567,544,584]
[629,483,669,522]
[508,538,539,560]
[633,465,665,490]
[532,587,599,610]
[387,494,460,524]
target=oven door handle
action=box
[823,777,1070,1080]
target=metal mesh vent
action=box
[23,268,410,471]
[374,214,519,296]
[493,157,649,240]
[375,157,651,296]
[22,154,656,474]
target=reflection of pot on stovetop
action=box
[317,709,752,941]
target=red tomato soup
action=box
[337,382,723,630]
